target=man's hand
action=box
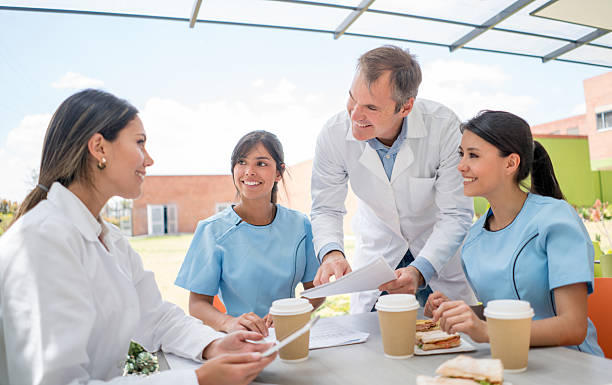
[432,300,489,343]
[202,331,273,359]
[313,250,352,286]
[378,266,424,294]
[221,313,268,336]
[424,290,450,318]
[195,352,276,385]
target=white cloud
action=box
[139,78,341,177]
[0,114,50,201]
[251,78,264,87]
[571,102,586,115]
[51,72,104,89]
[261,78,297,104]
[0,78,343,202]
[419,60,537,121]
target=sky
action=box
[0,2,609,201]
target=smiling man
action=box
[310,46,476,313]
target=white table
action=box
[159,312,612,384]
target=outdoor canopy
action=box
[1,0,611,68]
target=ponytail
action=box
[530,141,564,200]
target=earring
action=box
[97,157,107,170]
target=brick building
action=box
[130,160,359,237]
[532,71,612,171]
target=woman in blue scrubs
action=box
[175,131,324,336]
[426,110,603,356]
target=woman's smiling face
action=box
[457,130,513,199]
[232,142,281,203]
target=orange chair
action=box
[588,277,612,358]
[213,295,226,313]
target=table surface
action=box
[159,312,612,385]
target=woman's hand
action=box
[432,300,489,343]
[195,352,276,385]
[424,290,449,318]
[203,330,273,359]
[263,313,274,328]
[222,312,268,336]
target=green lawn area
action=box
[128,235,352,318]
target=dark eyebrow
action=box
[255,156,271,160]
[458,146,479,152]
[348,90,355,101]
[136,133,146,140]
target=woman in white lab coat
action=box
[0,89,275,385]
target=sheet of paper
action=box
[267,318,369,350]
[164,354,276,384]
[301,255,396,298]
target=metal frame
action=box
[333,0,374,40]
[449,0,534,51]
[1,1,610,69]
[189,0,203,29]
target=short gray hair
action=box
[357,45,422,112]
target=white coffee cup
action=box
[375,294,419,359]
[484,299,534,372]
[269,298,313,362]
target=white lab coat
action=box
[0,182,225,385]
[311,99,477,313]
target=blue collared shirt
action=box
[319,118,437,286]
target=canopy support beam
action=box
[542,29,609,62]
[189,0,203,28]
[333,0,375,40]
[449,0,534,52]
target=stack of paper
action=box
[301,256,396,298]
[267,319,369,350]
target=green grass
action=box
[129,234,352,318]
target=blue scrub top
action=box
[461,193,603,356]
[175,205,320,318]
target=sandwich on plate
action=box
[415,329,461,350]
[415,355,504,385]
[416,319,440,332]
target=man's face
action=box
[346,70,413,146]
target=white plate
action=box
[414,338,476,355]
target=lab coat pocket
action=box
[407,176,436,212]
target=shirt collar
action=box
[366,117,409,153]
[46,182,103,242]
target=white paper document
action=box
[267,318,369,350]
[301,256,396,298]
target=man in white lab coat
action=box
[311,46,476,313]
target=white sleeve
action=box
[0,223,203,385]
[310,120,349,259]
[417,114,473,272]
[127,246,226,361]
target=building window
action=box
[147,204,178,236]
[596,110,612,131]
[566,127,579,135]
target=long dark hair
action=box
[230,130,287,204]
[461,110,565,200]
[13,89,138,222]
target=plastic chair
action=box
[213,295,226,313]
[588,277,612,358]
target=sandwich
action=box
[416,319,440,332]
[435,355,503,385]
[415,330,461,350]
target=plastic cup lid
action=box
[375,294,419,312]
[269,298,313,315]
[484,299,534,319]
